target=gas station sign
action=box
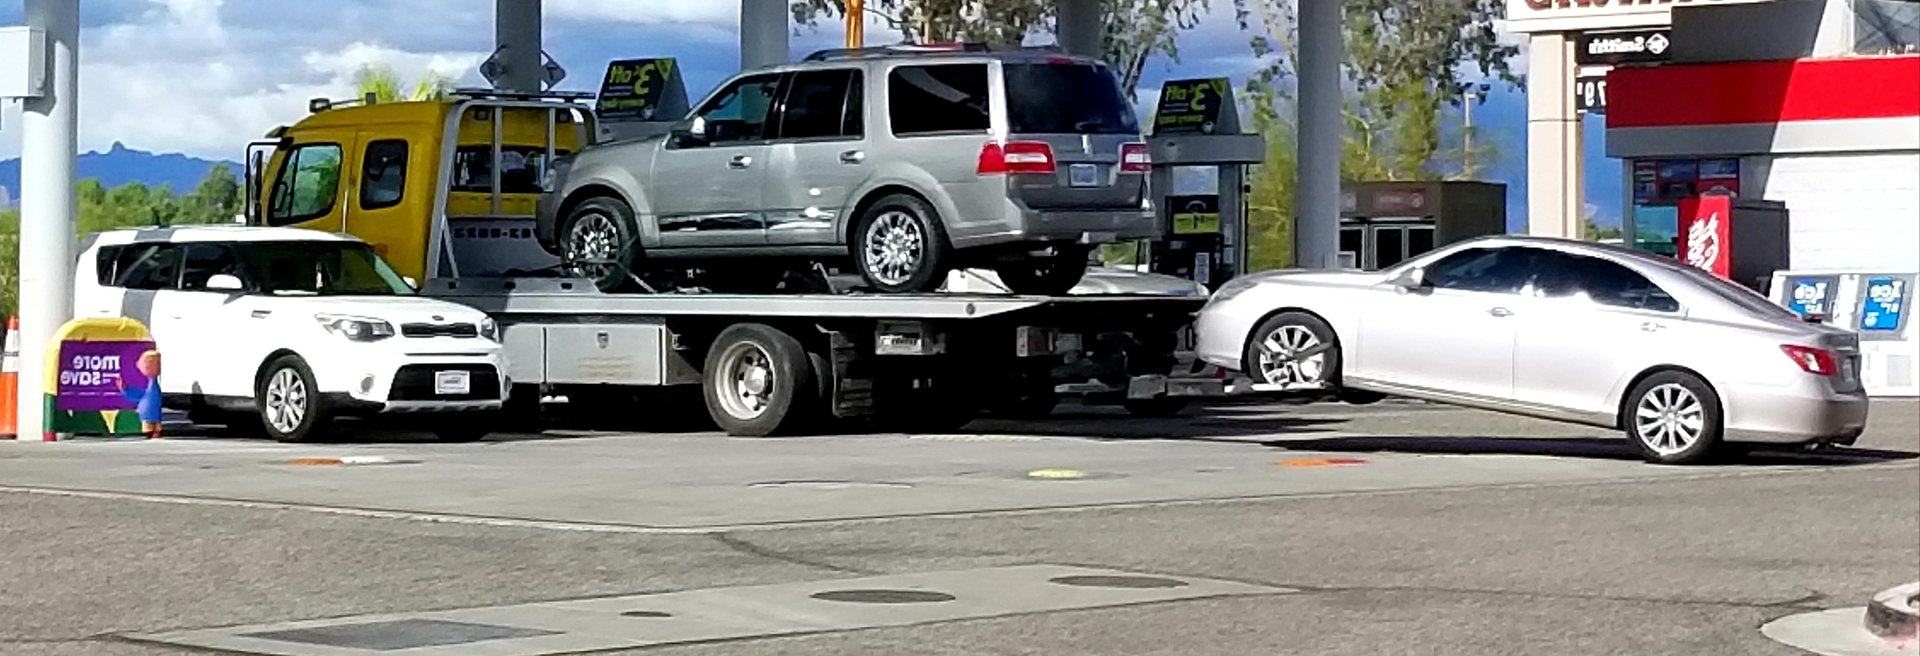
[1152,78,1232,136]
[596,58,682,121]
[1860,276,1911,334]
[1576,28,1672,65]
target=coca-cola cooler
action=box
[1675,194,1790,293]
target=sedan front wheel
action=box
[1244,312,1341,392]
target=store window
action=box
[1628,157,1741,256]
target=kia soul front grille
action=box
[401,322,479,338]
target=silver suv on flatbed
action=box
[536,44,1156,295]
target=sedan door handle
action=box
[251,310,272,319]
[728,155,753,170]
[839,150,866,165]
[1487,307,1513,318]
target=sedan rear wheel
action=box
[1624,371,1725,465]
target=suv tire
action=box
[852,194,951,293]
[257,355,332,443]
[561,196,641,293]
[994,246,1091,296]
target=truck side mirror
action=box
[205,274,245,292]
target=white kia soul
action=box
[74,227,508,442]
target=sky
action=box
[0,0,1624,226]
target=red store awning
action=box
[1606,55,1920,159]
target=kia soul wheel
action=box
[258,355,331,443]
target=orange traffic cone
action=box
[0,316,19,439]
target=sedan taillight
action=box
[1781,344,1839,377]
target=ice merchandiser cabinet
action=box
[1675,193,1790,293]
[1339,181,1507,270]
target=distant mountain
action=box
[0,142,239,201]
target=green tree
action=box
[186,164,243,224]
[353,64,455,103]
[790,0,1209,98]
[1233,0,1520,270]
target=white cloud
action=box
[550,0,738,25]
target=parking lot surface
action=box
[1,399,1915,655]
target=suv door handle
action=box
[839,150,865,165]
[728,155,753,170]
[1487,307,1513,318]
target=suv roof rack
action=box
[801,43,1066,62]
[450,88,597,102]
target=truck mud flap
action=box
[820,330,874,418]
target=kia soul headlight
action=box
[315,314,395,342]
[478,317,501,342]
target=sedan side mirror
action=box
[1390,267,1427,292]
[205,274,245,292]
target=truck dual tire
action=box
[702,323,816,437]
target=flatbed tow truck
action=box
[246,88,1224,436]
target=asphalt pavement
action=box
[1,398,1915,655]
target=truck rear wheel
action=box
[702,324,815,437]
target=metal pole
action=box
[494,0,543,92]
[1055,0,1103,57]
[1294,0,1342,269]
[1463,93,1475,178]
[740,0,790,71]
[846,0,865,48]
[18,0,79,441]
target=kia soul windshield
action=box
[241,242,415,296]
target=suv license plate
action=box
[435,370,472,396]
[1068,164,1101,188]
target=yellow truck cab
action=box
[246,91,595,281]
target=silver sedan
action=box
[1194,236,1870,464]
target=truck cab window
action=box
[267,144,343,226]
[360,140,408,210]
[452,146,567,194]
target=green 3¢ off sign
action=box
[597,58,679,121]
[1153,78,1231,136]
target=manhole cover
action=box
[750,481,912,490]
[1049,575,1190,589]
[242,619,556,650]
[810,589,957,604]
[619,610,673,618]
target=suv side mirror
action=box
[672,116,710,147]
[1389,267,1427,292]
[205,274,245,292]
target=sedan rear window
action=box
[1004,63,1139,135]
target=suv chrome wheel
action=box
[565,212,620,280]
[863,211,925,287]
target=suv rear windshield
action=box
[1004,63,1138,135]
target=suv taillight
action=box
[978,141,1056,175]
[1781,344,1839,377]
[1120,143,1151,174]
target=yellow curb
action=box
[1273,457,1369,468]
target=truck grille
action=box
[401,322,479,339]
[388,364,502,402]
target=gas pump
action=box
[1338,181,1507,270]
[1144,78,1264,289]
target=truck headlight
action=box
[315,314,395,342]
[478,317,501,342]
